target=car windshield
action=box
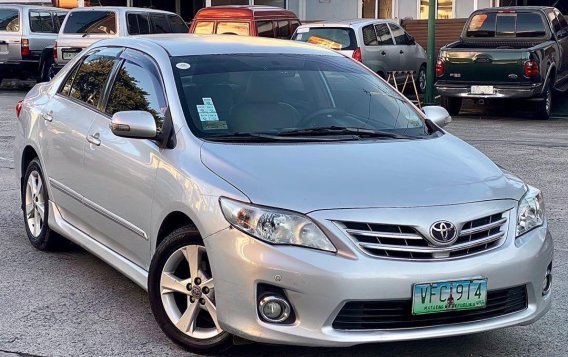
[293,27,357,50]
[172,54,430,141]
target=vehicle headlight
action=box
[516,186,545,237]
[220,198,336,252]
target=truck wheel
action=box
[441,96,462,116]
[39,57,55,83]
[534,82,552,120]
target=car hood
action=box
[200,134,526,213]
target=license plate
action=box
[62,51,78,60]
[412,279,487,315]
[471,85,494,95]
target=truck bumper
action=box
[0,60,38,79]
[436,83,543,100]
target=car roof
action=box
[298,18,397,29]
[194,5,297,20]
[67,6,177,15]
[96,34,344,57]
[0,4,66,10]
[476,6,554,12]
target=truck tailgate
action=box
[440,48,529,84]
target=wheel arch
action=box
[21,145,39,179]
[155,211,201,250]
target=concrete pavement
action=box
[0,90,566,356]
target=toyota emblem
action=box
[429,221,458,246]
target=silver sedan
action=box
[14,35,552,353]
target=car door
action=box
[372,23,398,77]
[0,7,22,63]
[39,47,121,232]
[388,23,413,74]
[552,9,568,83]
[82,49,166,269]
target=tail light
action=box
[352,47,362,62]
[16,100,23,118]
[53,41,58,60]
[436,59,445,77]
[21,38,30,58]
[524,60,539,77]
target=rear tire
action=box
[39,57,55,83]
[148,226,233,353]
[417,65,427,94]
[441,96,462,116]
[534,81,552,120]
[22,158,64,251]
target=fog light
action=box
[258,296,291,323]
[542,267,552,296]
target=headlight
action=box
[220,198,336,252]
[516,186,545,237]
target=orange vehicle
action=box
[189,5,300,39]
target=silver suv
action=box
[293,19,428,92]
[0,4,67,83]
[15,35,552,353]
[54,6,188,71]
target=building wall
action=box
[397,0,416,19]
[304,0,358,21]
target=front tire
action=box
[534,81,552,120]
[148,226,232,353]
[441,96,462,116]
[22,158,63,250]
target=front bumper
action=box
[436,82,543,100]
[206,213,553,347]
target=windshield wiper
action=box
[205,132,355,142]
[276,126,415,139]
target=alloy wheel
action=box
[160,245,223,340]
[419,68,427,92]
[25,170,45,237]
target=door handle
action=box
[42,112,53,122]
[87,133,101,146]
[381,51,386,56]
[400,50,404,54]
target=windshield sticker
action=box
[297,27,309,33]
[197,98,219,122]
[176,62,191,70]
[202,121,228,130]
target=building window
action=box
[420,0,454,20]
[363,0,393,19]
[255,0,286,7]
[210,0,286,6]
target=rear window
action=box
[29,10,55,33]
[216,22,250,36]
[466,12,547,38]
[127,13,150,35]
[168,14,189,33]
[193,21,214,34]
[0,9,19,32]
[293,27,357,51]
[64,11,116,35]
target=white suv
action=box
[53,6,188,71]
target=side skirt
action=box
[48,200,149,291]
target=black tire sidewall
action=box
[418,66,427,93]
[536,82,552,120]
[23,159,51,249]
[148,227,232,353]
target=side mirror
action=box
[110,111,157,139]
[423,106,452,128]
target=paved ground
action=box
[0,90,566,356]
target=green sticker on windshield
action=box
[202,121,227,130]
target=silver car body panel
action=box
[14,35,553,347]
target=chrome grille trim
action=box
[336,210,510,260]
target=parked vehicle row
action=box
[436,6,568,119]
[15,34,553,353]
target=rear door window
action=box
[375,23,394,45]
[362,25,378,46]
[466,12,546,38]
[0,9,19,32]
[257,20,274,38]
[293,27,357,51]
[193,21,214,34]
[150,13,170,33]
[216,22,250,36]
[64,11,116,35]
[29,10,55,33]
[63,48,121,108]
[127,13,150,35]
[168,14,188,33]
[276,20,290,39]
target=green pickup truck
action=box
[436,6,568,119]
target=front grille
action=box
[337,211,508,260]
[333,285,527,330]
